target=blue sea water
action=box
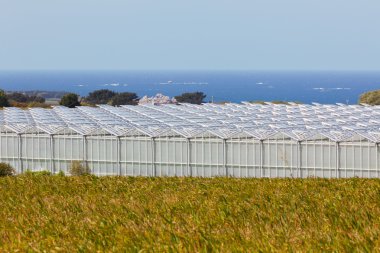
[0,70,380,104]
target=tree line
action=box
[59,90,207,108]
[0,90,47,108]
[59,90,140,108]
[2,87,380,108]
[53,89,380,107]
[0,89,207,108]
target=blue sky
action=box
[0,0,379,71]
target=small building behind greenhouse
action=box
[1,103,380,178]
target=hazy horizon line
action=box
[1,69,380,73]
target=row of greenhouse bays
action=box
[0,131,379,178]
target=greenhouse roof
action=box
[1,103,380,142]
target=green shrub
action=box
[0,89,10,107]
[59,93,80,108]
[7,92,45,103]
[110,92,138,106]
[69,161,91,176]
[359,90,380,105]
[85,89,116,105]
[175,92,206,104]
[0,163,15,176]
[57,170,66,177]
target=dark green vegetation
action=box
[359,90,380,105]
[0,162,15,176]
[0,176,379,252]
[85,89,118,105]
[175,91,206,104]
[0,89,10,107]
[83,89,138,106]
[2,87,380,108]
[0,91,66,108]
[7,92,45,104]
[59,93,81,108]
[110,92,139,106]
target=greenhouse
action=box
[1,103,380,178]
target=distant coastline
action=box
[1,70,380,104]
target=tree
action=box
[85,89,116,105]
[7,92,45,103]
[175,92,206,104]
[0,89,10,107]
[359,90,380,105]
[111,92,138,106]
[7,92,28,103]
[59,93,80,108]
[0,163,15,176]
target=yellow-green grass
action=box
[0,176,380,252]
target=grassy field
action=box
[0,176,380,252]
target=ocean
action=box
[0,70,379,104]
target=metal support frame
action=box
[223,139,228,177]
[117,136,121,176]
[260,140,264,178]
[17,133,23,174]
[336,142,340,178]
[376,143,379,178]
[151,137,156,177]
[82,135,87,167]
[187,138,192,177]
[297,141,302,178]
[50,134,55,174]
